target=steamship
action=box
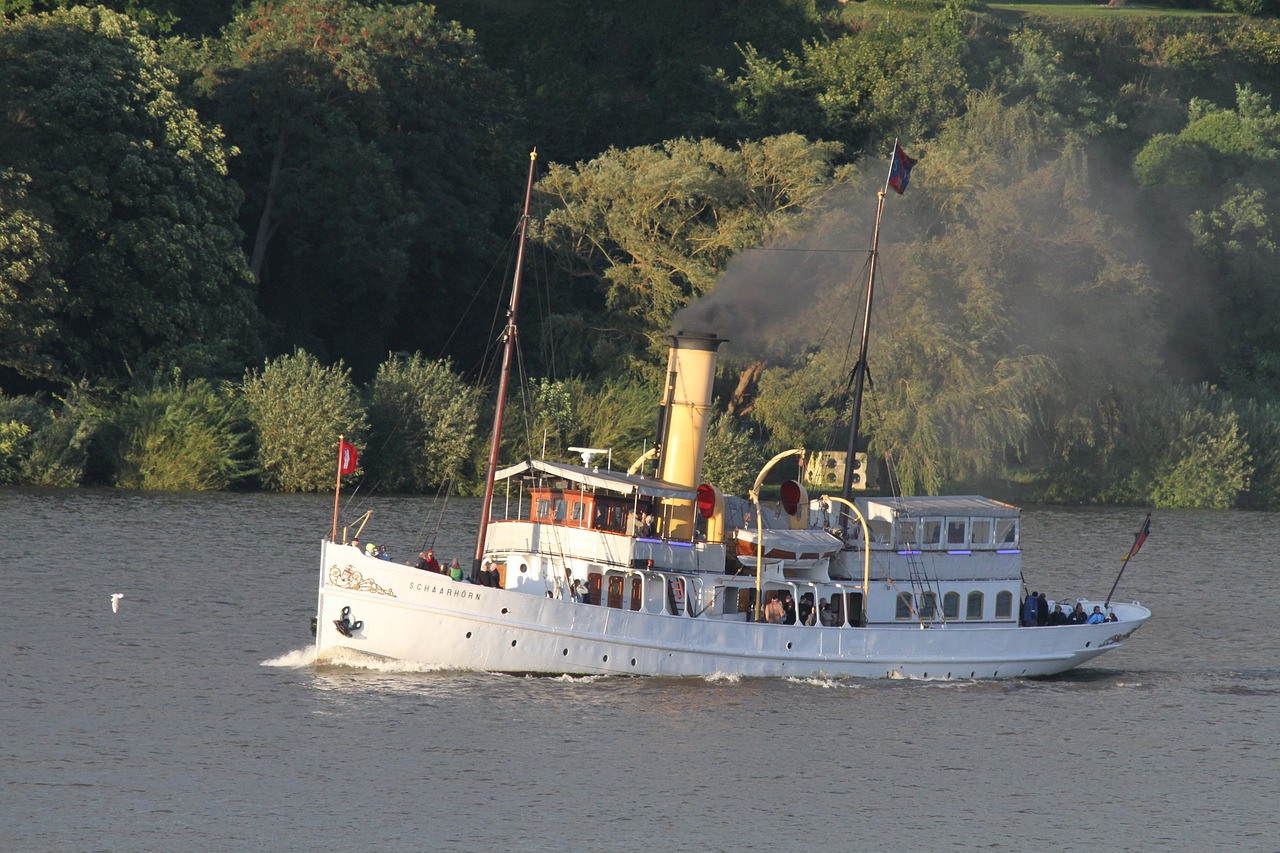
[311,152,1152,680]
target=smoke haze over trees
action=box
[2,0,1280,508]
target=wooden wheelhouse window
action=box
[966,591,984,620]
[943,591,960,619]
[994,590,1013,619]
[895,591,914,620]
[536,498,552,520]
[630,577,642,610]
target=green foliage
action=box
[0,382,101,486]
[0,168,65,381]
[1134,85,1280,399]
[537,135,847,371]
[701,412,766,495]
[194,0,516,378]
[0,6,259,385]
[726,0,971,151]
[366,354,480,493]
[104,372,254,490]
[241,349,367,492]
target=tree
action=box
[241,349,367,492]
[1134,85,1280,400]
[103,372,254,490]
[0,6,259,388]
[536,134,847,374]
[194,0,517,378]
[366,353,480,493]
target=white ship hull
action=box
[315,542,1151,680]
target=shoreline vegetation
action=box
[3,0,1280,509]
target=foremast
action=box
[841,140,913,507]
[473,149,538,571]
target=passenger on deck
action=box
[377,544,391,561]
[1107,612,1119,622]
[1070,603,1087,624]
[415,551,431,571]
[1047,604,1069,626]
[1036,592,1049,627]
[781,592,797,625]
[449,559,464,581]
[799,593,816,626]
[764,594,785,624]
[1086,606,1107,624]
[1021,591,1038,627]
[819,600,835,627]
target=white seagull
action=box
[110,593,124,613]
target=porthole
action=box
[630,658,637,666]
[519,564,528,573]
[501,607,509,615]
[1085,641,1092,648]
[465,631,472,639]
[603,655,609,663]
[786,642,793,650]
[562,648,569,656]
[511,640,517,647]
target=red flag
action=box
[339,440,358,475]
[1121,514,1150,563]
[888,143,917,195]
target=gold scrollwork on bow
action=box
[327,564,397,597]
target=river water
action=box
[3,488,1276,852]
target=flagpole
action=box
[1105,512,1150,608]
[332,434,344,543]
[839,140,898,508]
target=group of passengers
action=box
[1022,591,1117,626]
[413,548,466,581]
[762,591,840,626]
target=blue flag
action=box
[888,143,916,195]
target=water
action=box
[3,489,1277,851]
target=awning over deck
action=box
[496,459,699,501]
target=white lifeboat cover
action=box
[736,527,843,559]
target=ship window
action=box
[895,591,914,620]
[554,499,568,522]
[946,518,967,544]
[970,519,992,546]
[966,591,984,620]
[996,518,1018,545]
[630,576,642,611]
[571,501,585,521]
[920,592,937,618]
[722,587,740,616]
[995,590,1013,619]
[846,592,862,627]
[920,519,942,547]
[896,520,917,547]
[943,592,960,619]
[536,499,552,520]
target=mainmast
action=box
[841,141,913,506]
[473,149,538,569]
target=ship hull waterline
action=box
[315,543,1151,681]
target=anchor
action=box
[333,605,364,638]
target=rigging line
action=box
[445,216,528,366]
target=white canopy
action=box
[495,459,699,501]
